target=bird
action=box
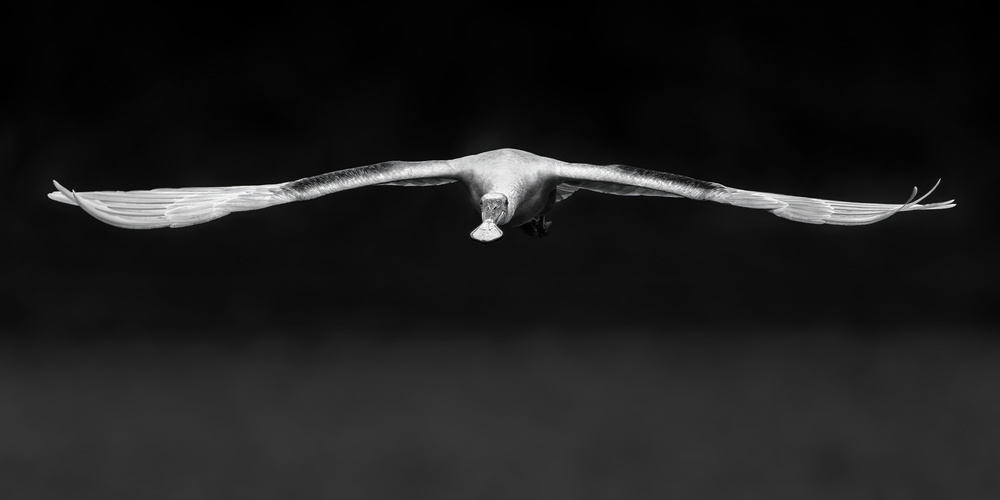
[47,148,955,243]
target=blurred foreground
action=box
[2,328,997,499]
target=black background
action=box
[3,3,998,498]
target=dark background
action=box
[2,3,998,498]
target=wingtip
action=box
[48,180,79,205]
[926,200,957,210]
[898,178,954,210]
[912,179,954,210]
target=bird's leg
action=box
[519,215,553,237]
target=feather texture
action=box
[48,148,955,238]
[48,181,289,229]
[716,179,955,225]
[49,159,456,229]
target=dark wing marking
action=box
[555,180,683,200]
[48,160,457,229]
[379,178,457,187]
[558,162,955,225]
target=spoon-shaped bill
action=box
[470,220,503,243]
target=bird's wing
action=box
[557,162,955,225]
[48,160,457,229]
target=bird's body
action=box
[459,149,558,226]
[48,148,955,242]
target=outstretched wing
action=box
[557,162,955,225]
[48,160,457,229]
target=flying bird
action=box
[48,148,955,242]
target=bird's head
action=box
[470,192,509,243]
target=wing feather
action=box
[49,159,456,229]
[551,183,582,202]
[558,162,955,225]
[720,179,955,225]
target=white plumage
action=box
[48,148,955,241]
